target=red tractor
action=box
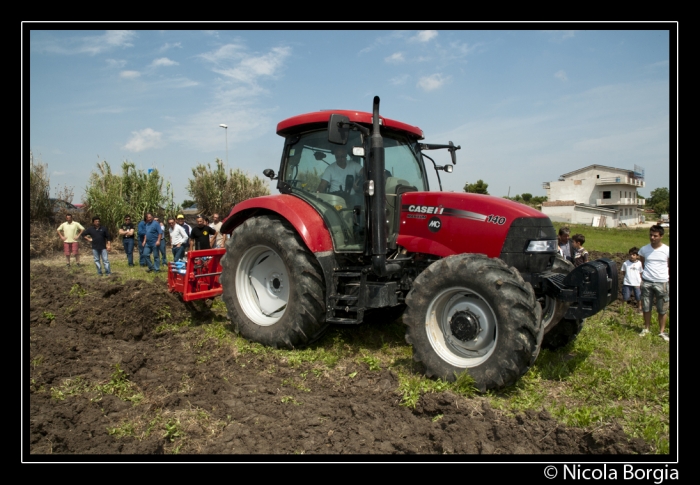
[172,96,617,391]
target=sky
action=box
[27,27,674,206]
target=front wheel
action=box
[404,254,542,391]
[220,215,327,349]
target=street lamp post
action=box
[219,124,228,168]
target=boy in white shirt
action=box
[621,247,643,312]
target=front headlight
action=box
[526,240,556,252]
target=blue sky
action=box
[27,27,673,205]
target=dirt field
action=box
[27,250,651,457]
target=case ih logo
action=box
[407,205,444,215]
[428,217,442,232]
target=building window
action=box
[597,174,600,179]
[603,191,611,199]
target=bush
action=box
[84,161,179,237]
[187,159,270,217]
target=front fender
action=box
[220,195,334,253]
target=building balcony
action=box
[542,182,550,189]
[596,198,644,206]
[595,176,645,187]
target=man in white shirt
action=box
[168,217,189,262]
[638,225,671,341]
[210,213,224,248]
[316,146,362,195]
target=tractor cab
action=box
[275,122,428,253]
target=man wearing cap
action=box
[176,214,191,241]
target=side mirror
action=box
[448,141,459,164]
[328,114,350,145]
[263,168,276,180]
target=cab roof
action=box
[276,110,424,139]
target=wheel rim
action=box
[425,287,497,367]
[236,245,290,326]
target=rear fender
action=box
[220,194,334,253]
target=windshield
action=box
[281,128,426,252]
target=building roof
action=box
[560,164,635,178]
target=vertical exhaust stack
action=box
[370,96,400,277]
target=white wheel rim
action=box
[425,287,497,367]
[236,245,290,326]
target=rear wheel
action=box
[220,215,327,348]
[404,254,542,391]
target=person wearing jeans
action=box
[141,212,163,273]
[119,215,135,266]
[155,217,168,264]
[168,217,188,263]
[81,216,112,276]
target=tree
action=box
[648,187,670,216]
[521,193,532,203]
[187,159,270,217]
[181,199,196,209]
[84,161,178,237]
[29,151,52,222]
[463,179,489,195]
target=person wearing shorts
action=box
[57,213,85,267]
[621,247,643,311]
[638,225,670,341]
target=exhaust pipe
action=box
[369,96,400,277]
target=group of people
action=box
[56,211,228,275]
[557,224,670,342]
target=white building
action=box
[541,165,646,228]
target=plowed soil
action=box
[27,251,650,457]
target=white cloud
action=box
[119,70,140,79]
[199,44,246,64]
[390,74,410,85]
[449,41,482,57]
[208,46,291,85]
[33,30,137,56]
[106,59,127,69]
[385,52,405,64]
[417,73,449,92]
[555,70,568,82]
[411,30,438,43]
[170,44,293,152]
[151,57,179,67]
[159,42,182,52]
[123,128,164,152]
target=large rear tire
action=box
[404,254,543,391]
[220,215,327,349]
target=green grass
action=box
[559,223,671,254]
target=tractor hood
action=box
[396,191,553,260]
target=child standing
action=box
[621,247,643,311]
[571,234,590,267]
